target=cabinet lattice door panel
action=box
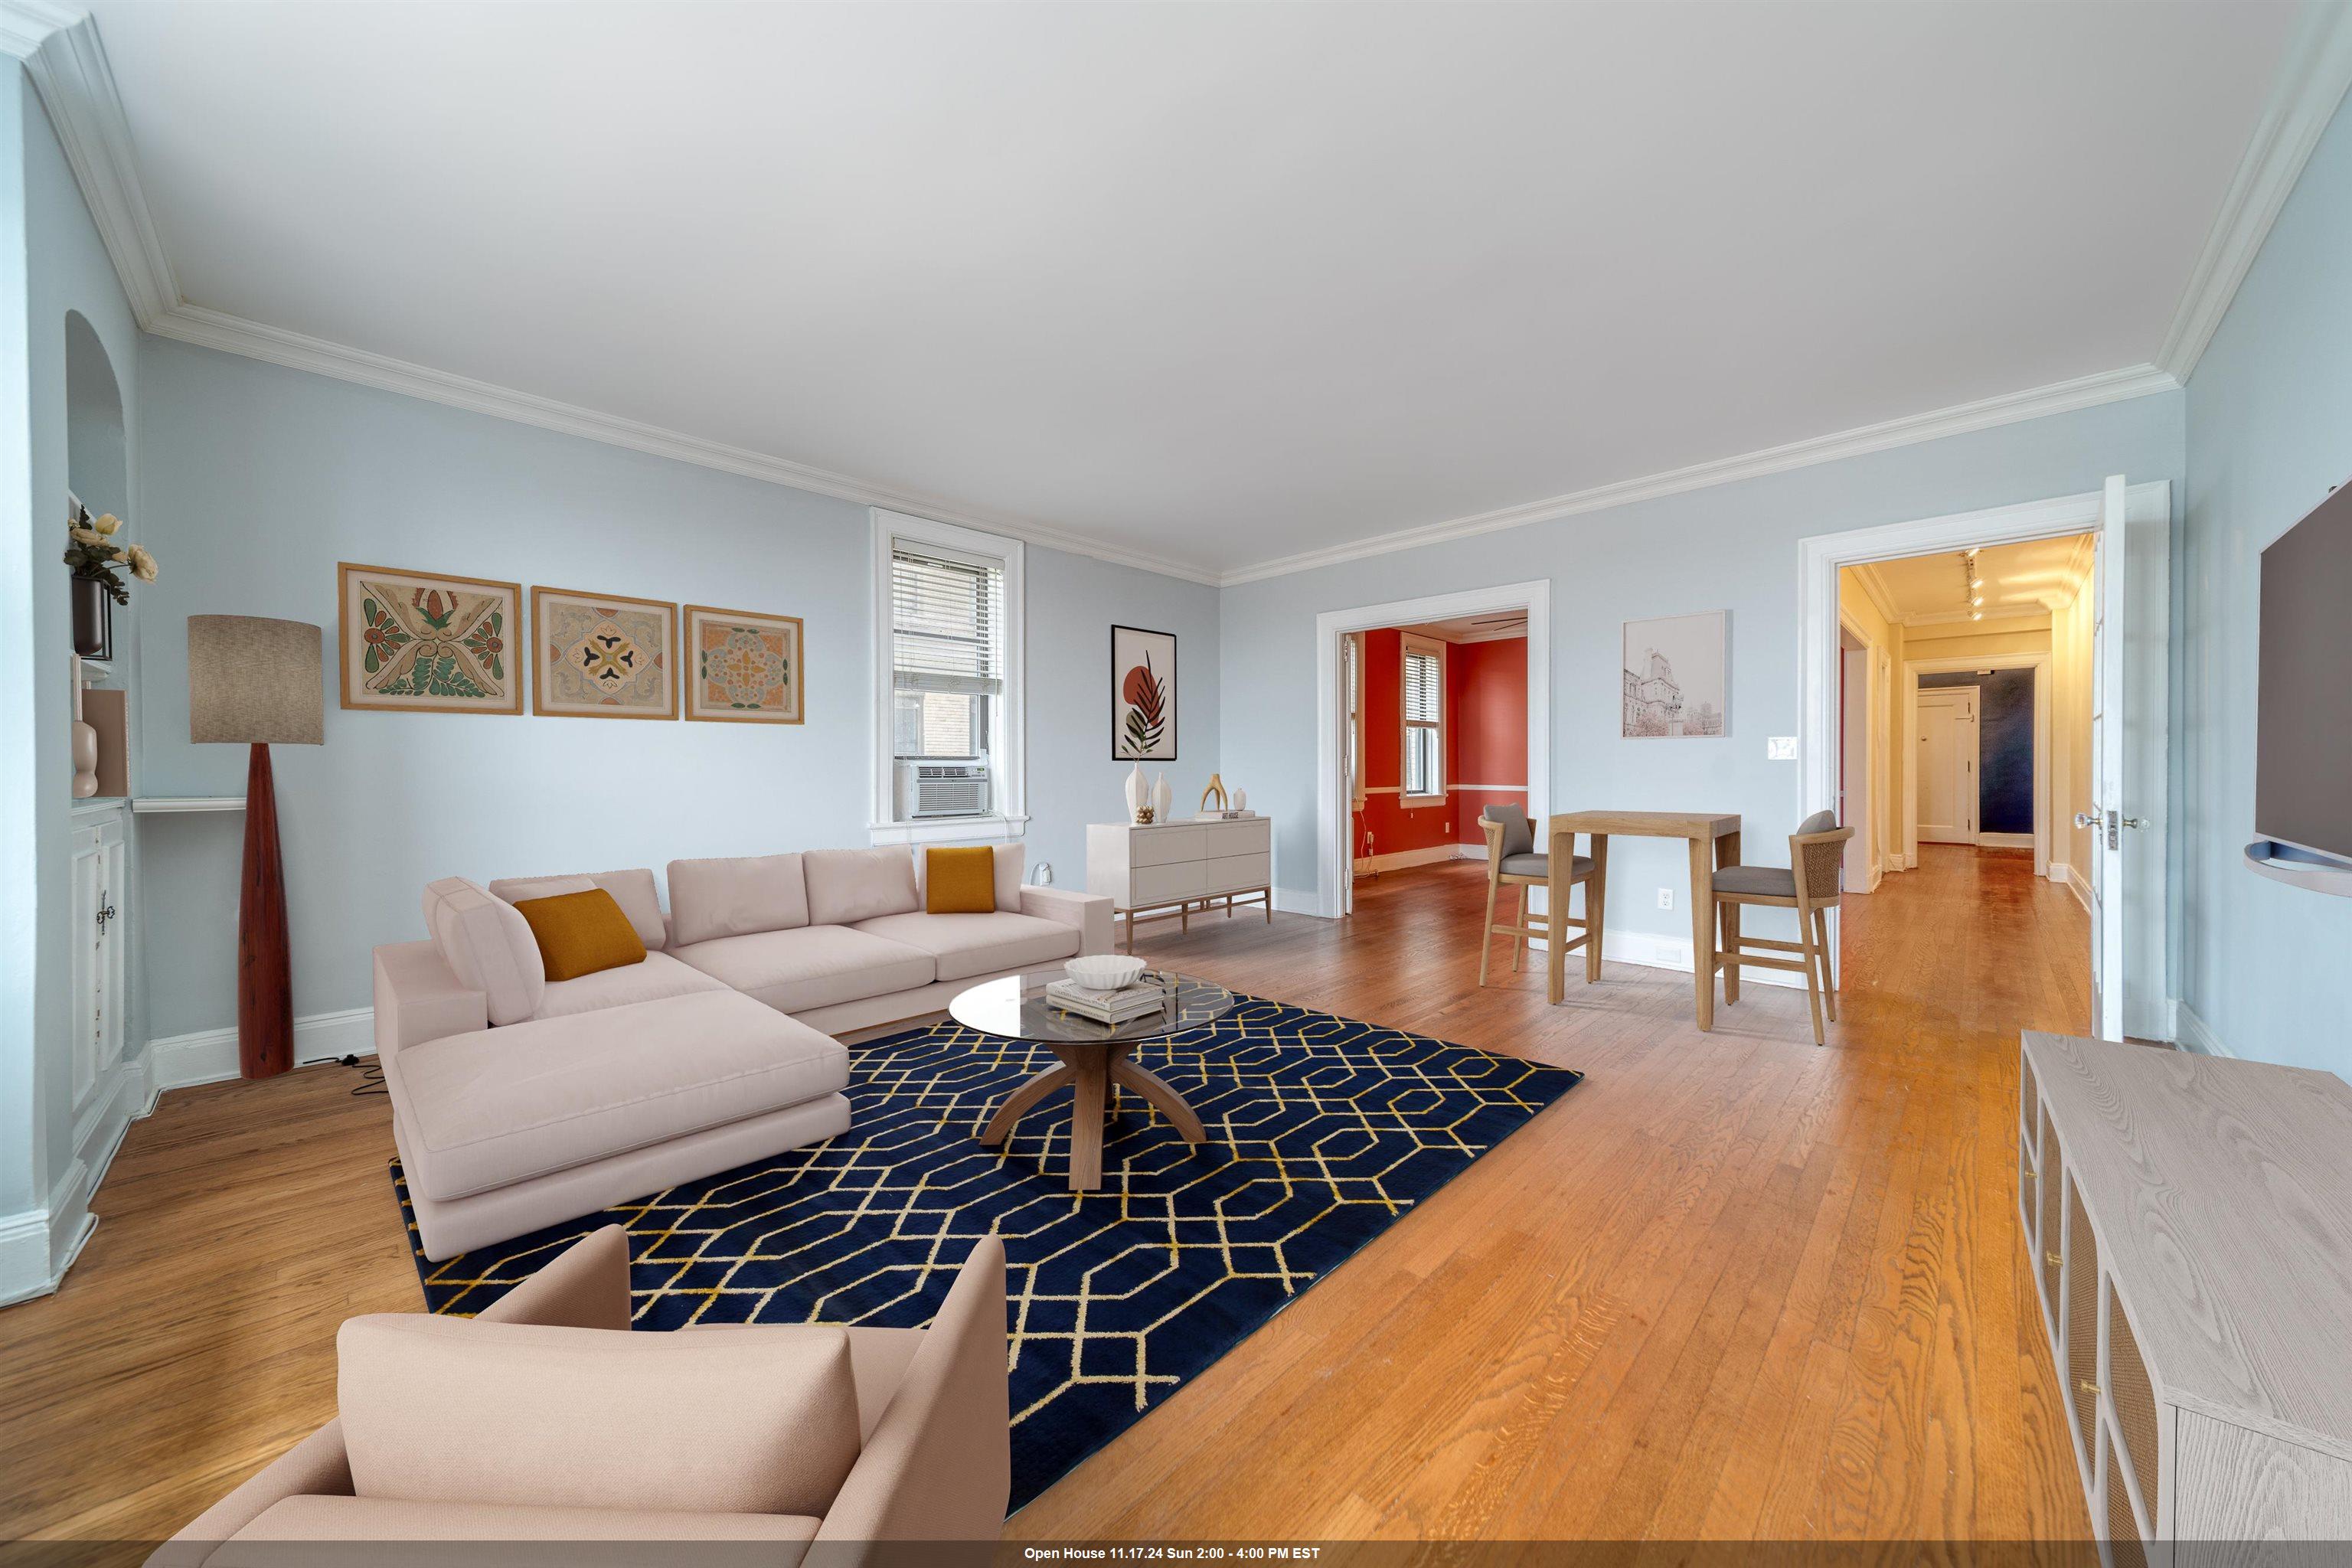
[2021,1032,2352,1547]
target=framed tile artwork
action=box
[684,603,804,724]
[338,562,524,714]
[530,585,679,720]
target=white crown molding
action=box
[150,303,1224,586]
[1847,561,1902,627]
[1898,603,2052,630]
[17,13,177,324]
[1218,362,2179,586]
[2154,1,2352,384]
[0,0,80,61]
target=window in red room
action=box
[1400,634,1446,805]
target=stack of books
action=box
[1045,977,1168,1025]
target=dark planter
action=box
[70,575,112,660]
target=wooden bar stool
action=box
[1707,808,1854,1044]
[1476,805,1594,986]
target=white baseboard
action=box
[1598,928,1807,990]
[2126,995,2180,1046]
[147,1007,377,1093]
[2176,1000,2234,1058]
[2047,860,2069,884]
[2060,863,2092,916]
[1354,843,1474,874]
[0,1207,53,1307]
[1272,888,1325,916]
[1978,831,2034,849]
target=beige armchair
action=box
[155,1227,1008,1566]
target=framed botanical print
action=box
[338,562,523,714]
[1112,624,1177,760]
[684,603,804,724]
[530,586,679,720]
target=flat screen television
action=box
[2251,477,2352,893]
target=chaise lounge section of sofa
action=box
[375,846,1110,1260]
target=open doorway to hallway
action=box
[1837,532,2097,1034]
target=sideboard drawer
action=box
[1132,826,1214,867]
[1199,851,1271,895]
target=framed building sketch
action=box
[684,603,804,724]
[1112,624,1177,760]
[338,562,523,714]
[1622,610,1727,737]
[530,586,678,720]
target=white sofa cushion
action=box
[852,910,1083,984]
[337,1314,861,1517]
[385,991,847,1201]
[422,878,544,1027]
[224,1495,825,1547]
[802,847,920,927]
[670,926,935,1015]
[489,868,668,952]
[532,951,730,1021]
[667,854,808,946]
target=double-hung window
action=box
[1400,633,1446,805]
[871,510,1025,842]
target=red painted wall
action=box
[1354,632,1527,864]
[1448,635,1529,844]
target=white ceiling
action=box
[83,2,2301,580]
[1396,612,1529,645]
[1854,533,2094,624]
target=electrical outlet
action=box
[1657,887,1674,910]
[1767,735,1798,761]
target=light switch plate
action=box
[1767,736,1798,761]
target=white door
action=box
[70,815,126,1113]
[2082,475,2130,1040]
[1916,688,1979,844]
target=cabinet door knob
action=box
[2047,1252,2063,1268]
[2078,1380,2103,1397]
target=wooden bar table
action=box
[1544,810,1743,1025]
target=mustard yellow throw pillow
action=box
[512,888,647,982]
[924,846,997,914]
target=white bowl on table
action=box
[1065,955,1147,993]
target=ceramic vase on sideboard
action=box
[1152,772,1173,822]
[1125,763,1148,824]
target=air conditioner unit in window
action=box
[897,760,991,819]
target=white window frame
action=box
[871,508,1027,846]
[1399,632,1447,807]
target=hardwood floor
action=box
[0,844,2092,1545]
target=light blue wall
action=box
[1220,394,2186,956]
[2177,93,2352,1073]
[132,337,1218,1037]
[8,77,145,1230]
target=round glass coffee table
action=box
[950,969,1233,1191]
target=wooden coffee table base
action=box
[978,1040,1206,1191]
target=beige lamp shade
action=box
[188,615,325,745]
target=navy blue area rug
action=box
[393,996,1580,1511]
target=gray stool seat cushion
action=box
[1713,864,1798,897]
[1499,853,1593,879]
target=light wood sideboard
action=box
[2020,1031,2352,1560]
[1086,817,1272,952]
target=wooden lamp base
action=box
[239,741,294,1079]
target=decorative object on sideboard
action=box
[1112,624,1177,760]
[1199,773,1229,813]
[683,603,804,724]
[1125,761,1148,825]
[1234,788,1246,812]
[531,586,679,720]
[63,499,157,660]
[189,615,325,1080]
[1622,609,1728,738]
[70,655,98,799]
[1151,771,1172,823]
[338,562,521,714]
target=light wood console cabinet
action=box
[1087,817,1272,952]
[2020,1031,2352,1559]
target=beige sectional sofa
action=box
[376,845,1111,1260]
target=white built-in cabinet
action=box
[70,806,126,1116]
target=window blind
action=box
[891,545,1003,697]
[1403,648,1441,724]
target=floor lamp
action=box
[188,615,323,1080]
